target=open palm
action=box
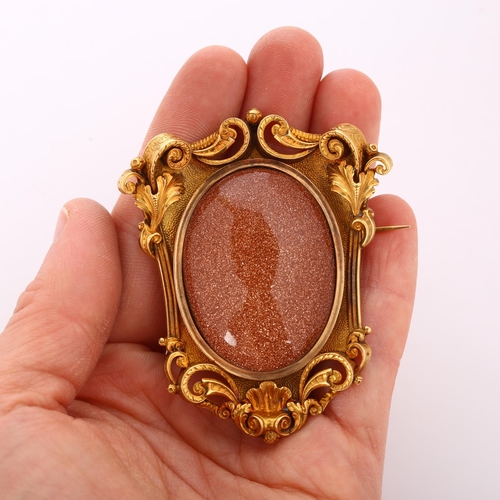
[0,28,417,499]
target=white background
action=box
[1,1,499,498]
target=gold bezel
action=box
[173,158,345,381]
[118,109,393,443]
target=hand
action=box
[0,27,417,499]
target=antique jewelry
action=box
[119,109,396,443]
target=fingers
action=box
[326,195,417,457]
[110,46,247,344]
[306,65,415,462]
[110,26,387,354]
[0,199,121,413]
[143,45,248,145]
[362,195,418,365]
[240,27,324,129]
[110,28,326,344]
[311,69,381,143]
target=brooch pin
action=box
[119,109,401,443]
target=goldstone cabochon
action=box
[181,166,336,373]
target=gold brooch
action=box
[119,109,397,443]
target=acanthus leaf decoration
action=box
[133,173,184,257]
[235,382,295,444]
[246,381,292,413]
[329,160,379,216]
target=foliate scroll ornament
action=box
[346,327,372,383]
[319,123,367,171]
[256,114,321,160]
[178,363,241,420]
[231,352,355,443]
[175,362,305,443]
[319,131,345,161]
[180,364,239,408]
[168,351,356,443]
[299,352,355,410]
[165,351,189,394]
[118,168,145,196]
[352,208,376,248]
[190,117,251,166]
[142,134,191,188]
[365,148,393,176]
[158,337,188,394]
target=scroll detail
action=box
[172,351,356,443]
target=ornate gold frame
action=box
[118,109,393,443]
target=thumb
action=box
[0,199,122,414]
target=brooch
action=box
[118,109,399,443]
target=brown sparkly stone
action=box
[183,167,336,372]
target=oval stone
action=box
[182,166,336,372]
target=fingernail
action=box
[53,206,69,242]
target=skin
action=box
[0,27,417,499]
